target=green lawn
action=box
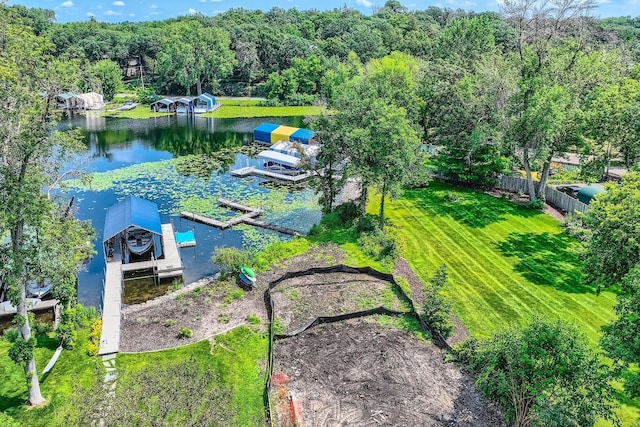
[0,331,99,426]
[203,104,325,119]
[101,104,172,119]
[374,182,640,425]
[118,326,268,426]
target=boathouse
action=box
[102,196,163,264]
[194,93,216,113]
[254,123,315,145]
[150,98,177,113]
[176,97,195,115]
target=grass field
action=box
[0,331,99,426]
[118,326,268,426]
[375,182,617,344]
[101,104,172,119]
[203,104,325,119]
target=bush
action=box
[33,320,53,337]
[359,230,399,262]
[223,289,244,304]
[86,342,99,357]
[177,327,193,339]
[165,319,177,327]
[355,215,376,234]
[563,212,591,242]
[443,191,460,202]
[56,322,77,349]
[217,313,230,323]
[246,314,261,325]
[76,304,99,327]
[333,201,360,224]
[527,199,545,210]
[404,163,432,189]
[135,86,160,104]
[211,247,252,275]
[4,328,19,343]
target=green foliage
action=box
[56,322,77,350]
[246,314,261,325]
[134,86,160,104]
[443,191,459,202]
[164,319,176,327]
[0,412,21,427]
[223,289,244,304]
[8,337,36,367]
[358,229,399,264]
[421,264,453,339]
[217,313,230,323]
[460,317,617,427]
[562,212,591,242]
[177,327,193,339]
[86,319,101,357]
[4,328,19,343]
[85,59,123,101]
[211,247,251,275]
[583,173,640,291]
[527,199,545,210]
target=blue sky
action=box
[7,0,639,23]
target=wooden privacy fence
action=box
[495,176,589,214]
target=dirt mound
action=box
[273,319,504,427]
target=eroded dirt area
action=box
[273,319,504,427]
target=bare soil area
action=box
[273,319,504,427]
[119,244,344,352]
[271,271,410,335]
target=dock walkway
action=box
[181,198,301,236]
[99,223,183,355]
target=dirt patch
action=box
[119,244,345,352]
[271,271,410,335]
[273,319,504,427]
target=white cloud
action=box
[87,11,95,17]
[150,4,158,8]
[105,10,121,15]
[188,8,197,14]
[113,1,125,6]
[61,1,73,7]
[356,0,373,7]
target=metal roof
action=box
[103,196,162,243]
[577,185,606,204]
[257,150,301,168]
[152,98,176,106]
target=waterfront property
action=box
[150,98,177,113]
[99,196,184,355]
[253,122,316,145]
[56,92,105,111]
[194,93,217,113]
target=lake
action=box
[62,114,321,308]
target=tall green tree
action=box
[155,21,235,95]
[85,59,123,101]
[460,317,617,427]
[0,8,93,406]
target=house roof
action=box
[103,196,162,243]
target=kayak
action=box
[239,272,256,287]
[241,266,255,279]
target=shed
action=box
[194,93,216,113]
[254,123,280,144]
[103,196,163,262]
[150,98,177,113]
[577,185,606,205]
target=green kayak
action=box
[241,266,255,279]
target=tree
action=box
[0,9,93,406]
[601,266,640,397]
[234,40,261,82]
[421,264,453,339]
[155,21,235,95]
[502,0,598,201]
[460,317,617,427]
[85,59,123,101]
[582,173,640,291]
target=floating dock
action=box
[230,166,310,183]
[181,198,302,237]
[98,223,183,355]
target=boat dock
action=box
[0,299,60,319]
[181,199,302,237]
[98,223,183,355]
[230,166,310,183]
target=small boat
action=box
[26,279,53,298]
[239,266,256,287]
[126,228,153,255]
[263,161,302,176]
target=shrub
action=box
[421,264,453,339]
[86,318,102,356]
[177,327,193,339]
[246,315,261,325]
[223,289,244,304]
[527,199,545,210]
[4,328,19,343]
[56,322,77,349]
[86,342,99,357]
[217,313,230,323]
[404,163,432,189]
[333,201,360,223]
[563,212,591,242]
[359,230,399,262]
[443,191,460,202]
[33,320,53,337]
[356,215,376,234]
[211,247,252,275]
[164,319,177,327]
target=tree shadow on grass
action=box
[495,231,595,294]
[403,182,540,229]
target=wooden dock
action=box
[0,299,60,319]
[230,166,310,183]
[181,199,302,237]
[98,223,183,355]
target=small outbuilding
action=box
[176,97,195,115]
[253,123,315,145]
[150,98,177,113]
[194,93,216,113]
[577,185,606,205]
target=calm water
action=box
[62,114,320,308]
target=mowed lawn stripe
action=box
[381,184,616,343]
[417,195,615,332]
